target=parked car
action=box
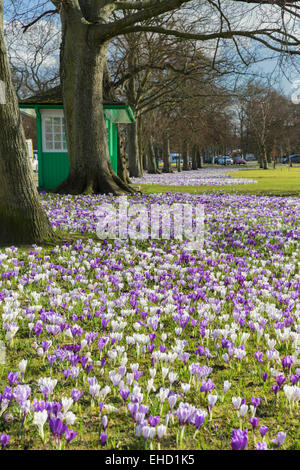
[218,156,233,165]
[282,154,300,164]
[233,155,247,165]
[245,154,256,161]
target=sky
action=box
[3,0,300,101]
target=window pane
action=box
[54,142,62,150]
[45,141,53,150]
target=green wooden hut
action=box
[19,86,135,190]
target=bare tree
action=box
[5,17,60,97]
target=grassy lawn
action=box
[137,167,300,197]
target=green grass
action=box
[137,167,300,197]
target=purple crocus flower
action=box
[85,364,93,375]
[41,340,52,352]
[7,371,19,386]
[256,441,268,450]
[254,351,263,363]
[120,389,130,403]
[34,322,43,337]
[65,428,78,444]
[276,375,286,387]
[98,337,109,352]
[290,375,299,385]
[262,373,268,383]
[272,385,280,396]
[259,425,269,438]
[251,397,261,408]
[71,389,84,403]
[80,356,89,368]
[128,403,138,422]
[48,417,67,441]
[148,415,160,427]
[134,371,143,381]
[100,432,107,447]
[47,355,56,368]
[194,413,205,430]
[139,405,149,415]
[282,355,294,370]
[0,434,10,449]
[200,379,215,393]
[148,333,156,343]
[249,417,259,430]
[272,431,286,447]
[231,428,248,450]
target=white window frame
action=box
[41,109,67,153]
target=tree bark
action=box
[182,140,190,171]
[162,134,173,173]
[117,125,131,184]
[56,5,134,195]
[128,120,142,177]
[177,152,181,172]
[0,0,54,245]
[137,117,144,174]
[147,135,160,174]
[191,144,197,170]
[197,147,203,168]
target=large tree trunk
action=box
[177,152,181,172]
[162,134,173,173]
[0,1,54,245]
[56,6,134,195]
[137,117,144,174]
[128,120,142,177]
[261,145,268,169]
[197,147,203,168]
[147,135,160,174]
[191,144,197,170]
[182,140,190,171]
[143,151,148,172]
[117,125,131,184]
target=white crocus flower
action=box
[18,359,28,378]
[232,397,242,410]
[161,367,169,380]
[240,404,248,418]
[223,380,232,394]
[181,383,190,395]
[33,410,48,441]
[65,411,76,426]
[61,397,73,414]
[157,424,167,441]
